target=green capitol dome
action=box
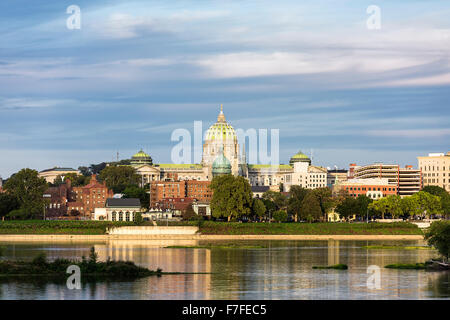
[205,104,237,142]
[130,149,153,166]
[289,150,311,166]
[212,146,232,177]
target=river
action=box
[0,239,448,300]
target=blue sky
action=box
[1,0,449,178]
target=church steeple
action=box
[217,104,226,123]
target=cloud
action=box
[194,50,439,79]
[366,129,450,138]
[0,97,76,110]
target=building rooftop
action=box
[39,167,78,173]
[251,186,270,193]
[106,198,141,208]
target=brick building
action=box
[334,178,397,199]
[44,175,113,219]
[149,179,213,208]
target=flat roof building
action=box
[418,152,450,192]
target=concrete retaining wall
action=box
[106,226,199,235]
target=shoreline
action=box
[0,234,424,242]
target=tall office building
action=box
[417,152,450,191]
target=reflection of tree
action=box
[428,272,450,298]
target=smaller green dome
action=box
[212,147,232,177]
[289,150,311,166]
[131,149,153,166]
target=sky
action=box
[0,0,449,178]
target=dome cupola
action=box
[212,146,232,177]
[289,150,311,166]
[130,149,153,166]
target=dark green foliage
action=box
[4,169,48,219]
[122,186,149,210]
[0,220,136,234]
[0,193,20,218]
[300,192,322,222]
[210,175,252,221]
[134,212,144,225]
[425,220,450,260]
[251,198,266,219]
[272,210,288,222]
[195,221,421,235]
[99,166,140,193]
[335,197,358,220]
[0,248,160,278]
[287,186,308,222]
[423,186,450,217]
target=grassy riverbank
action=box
[195,221,423,235]
[0,220,135,235]
[0,220,423,235]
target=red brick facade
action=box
[149,180,212,208]
[44,175,113,218]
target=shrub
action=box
[425,220,450,260]
[272,210,288,222]
[32,253,48,266]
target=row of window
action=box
[346,186,395,191]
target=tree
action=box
[311,187,334,221]
[4,169,48,219]
[134,212,144,225]
[425,221,450,261]
[0,193,19,219]
[90,162,107,175]
[288,186,309,222]
[355,195,373,219]
[251,198,266,221]
[335,196,358,221]
[262,190,287,211]
[409,191,443,218]
[99,166,140,193]
[182,205,197,221]
[369,197,390,219]
[400,196,416,217]
[386,195,403,218]
[272,210,288,222]
[423,186,450,218]
[62,173,89,187]
[78,166,91,177]
[210,175,252,221]
[300,192,322,222]
[122,185,149,210]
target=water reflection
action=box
[0,240,447,300]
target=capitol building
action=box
[129,105,327,191]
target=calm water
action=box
[0,239,448,300]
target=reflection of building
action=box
[351,163,421,197]
[39,167,79,183]
[95,240,212,299]
[94,198,141,221]
[418,152,450,191]
[333,178,397,199]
